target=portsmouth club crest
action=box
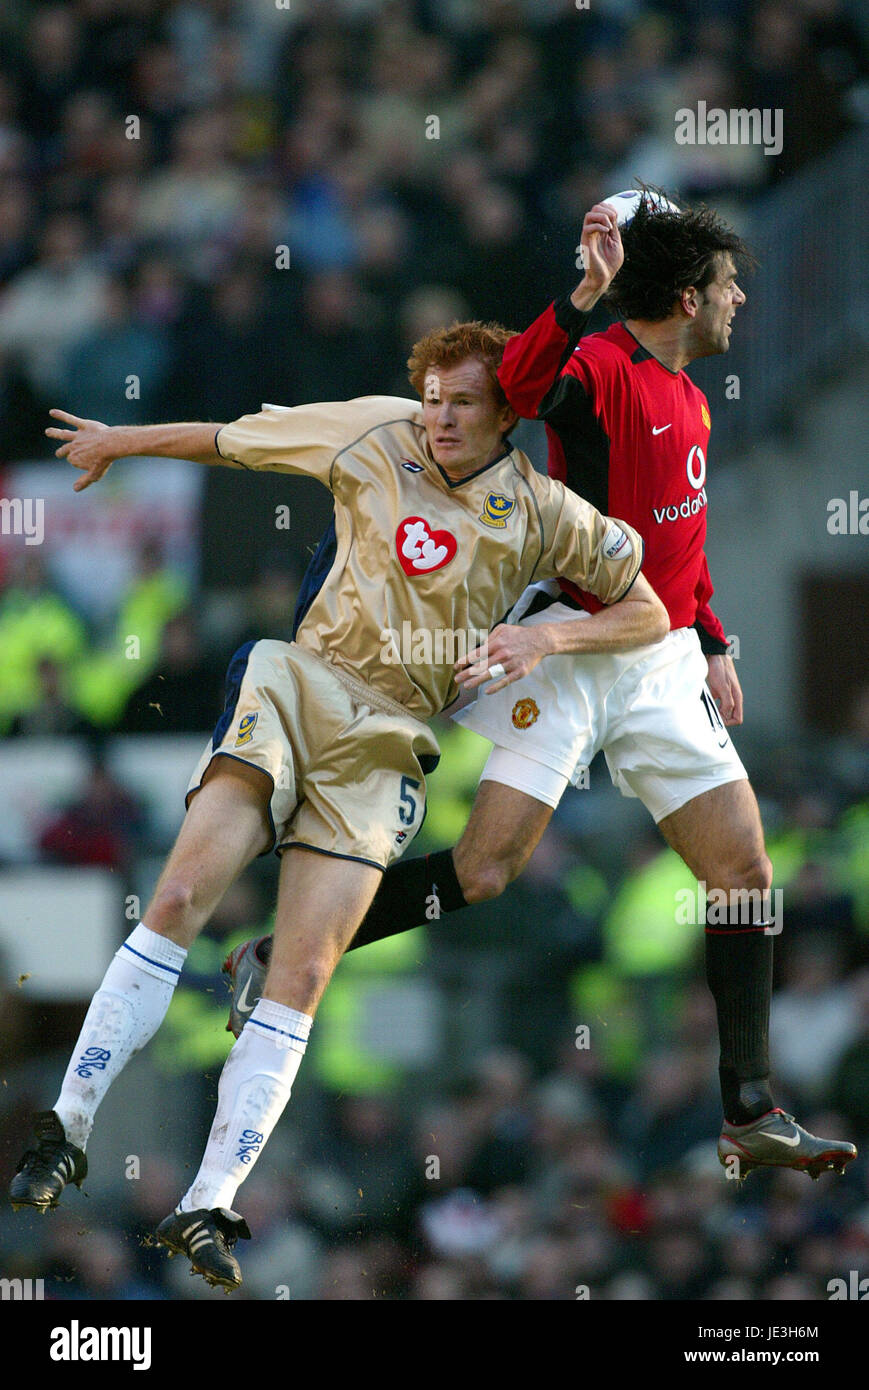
[480,493,515,528]
[235,711,258,746]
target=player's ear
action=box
[680,285,701,319]
[499,404,519,437]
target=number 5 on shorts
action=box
[399,775,421,825]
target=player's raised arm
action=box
[47,410,228,491]
[496,203,623,419]
[571,202,624,309]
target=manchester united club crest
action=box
[480,493,516,528]
[235,711,258,746]
[701,403,711,430]
[511,697,539,730]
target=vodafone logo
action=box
[397,516,457,575]
[686,445,706,490]
[653,489,707,525]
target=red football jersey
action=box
[498,295,728,652]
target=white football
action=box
[601,189,681,226]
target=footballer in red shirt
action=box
[228,194,856,1182]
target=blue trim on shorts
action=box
[185,750,278,857]
[277,841,386,872]
[211,641,257,751]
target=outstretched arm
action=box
[47,410,228,491]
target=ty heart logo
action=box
[396,516,457,575]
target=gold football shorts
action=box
[186,639,440,869]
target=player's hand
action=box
[706,654,743,725]
[455,623,552,695]
[579,203,624,294]
[46,409,116,491]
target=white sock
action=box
[179,998,312,1213]
[53,923,187,1150]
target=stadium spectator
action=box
[62,276,171,426]
[769,933,860,1103]
[0,552,87,734]
[118,608,226,733]
[8,657,95,738]
[37,754,146,871]
[0,212,109,397]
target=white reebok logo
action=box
[652,424,672,435]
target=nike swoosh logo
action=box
[652,424,672,435]
[764,1128,801,1147]
[236,978,260,1017]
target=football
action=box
[601,188,681,226]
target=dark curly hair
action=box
[605,189,756,323]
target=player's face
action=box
[422,358,516,478]
[694,255,746,356]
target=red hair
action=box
[407,320,517,408]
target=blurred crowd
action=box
[2,997,868,1300]
[1,705,868,1298]
[0,542,300,738]
[0,0,867,453]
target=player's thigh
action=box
[454,771,556,901]
[146,758,273,944]
[265,847,383,1013]
[658,778,769,891]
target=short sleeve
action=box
[215,396,420,485]
[533,477,643,603]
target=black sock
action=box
[347,848,467,951]
[705,909,775,1125]
[254,850,466,966]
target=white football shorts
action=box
[452,584,747,822]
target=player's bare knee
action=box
[265,957,332,1012]
[725,851,773,896]
[460,856,513,904]
[149,877,198,928]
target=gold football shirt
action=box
[216,396,642,718]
